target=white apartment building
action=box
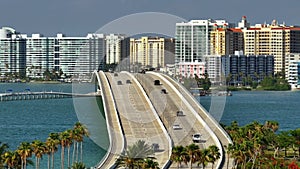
[175,19,232,64]
[0,28,106,78]
[0,27,27,77]
[105,34,125,64]
[285,53,300,89]
[204,55,222,84]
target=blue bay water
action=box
[0,83,108,169]
[199,90,300,131]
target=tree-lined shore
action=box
[169,121,300,169]
[0,122,89,169]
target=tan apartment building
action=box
[130,37,174,68]
[210,28,244,55]
[243,20,300,74]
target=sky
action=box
[1,0,300,36]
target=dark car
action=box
[117,81,122,85]
[126,80,131,84]
[161,89,167,94]
[114,73,118,77]
[154,80,160,85]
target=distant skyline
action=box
[1,0,299,36]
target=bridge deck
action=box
[135,72,233,168]
[95,71,124,169]
[158,72,234,168]
[106,72,170,168]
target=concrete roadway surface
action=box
[135,73,222,168]
[106,72,170,168]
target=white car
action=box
[192,133,201,142]
[173,124,182,130]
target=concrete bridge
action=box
[93,70,233,169]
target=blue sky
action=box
[0,0,299,36]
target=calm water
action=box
[199,90,300,131]
[0,83,108,169]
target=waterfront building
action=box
[175,19,233,78]
[177,61,205,78]
[210,28,244,55]
[242,20,300,74]
[129,37,174,68]
[285,53,300,89]
[205,51,274,84]
[175,19,233,64]
[105,34,125,64]
[54,33,105,77]
[26,34,55,78]
[0,27,26,77]
[221,51,274,85]
[204,55,222,84]
[0,29,106,79]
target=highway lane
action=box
[95,71,125,169]
[135,73,216,147]
[106,72,170,168]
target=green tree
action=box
[46,132,60,169]
[170,145,188,168]
[207,145,220,169]
[69,162,86,169]
[116,140,154,169]
[0,142,9,168]
[185,143,200,169]
[60,131,71,169]
[197,148,210,169]
[141,158,160,169]
[290,128,300,157]
[31,140,46,169]
[195,73,211,92]
[17,142,32,169]
[73,122,89,163]
[3,150,20,169]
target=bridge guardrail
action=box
[148,72,224,169]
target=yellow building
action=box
[210,28,244,55]
[130,37,174,68]
[243,21,300,73]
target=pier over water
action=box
[0,91,101,101]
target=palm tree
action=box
[2,150,20,169]
[264,120,279,133]
[17,142,32,169]
[116,140,154,169]
[185,143,200,169]
[73,122,89,162]
[72,128,82,163]
[170,145,188,168]
[59,130,70,169]
[224,144,234,169]
[0,142,9,168]
[70,162,86,169]
[46,132,60,169]
[290,128,300,157]
[141,158,160,169]
[31,140,46,169]
[207,145,220,169]
[64,129,74,169]
[197,148,210,169]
